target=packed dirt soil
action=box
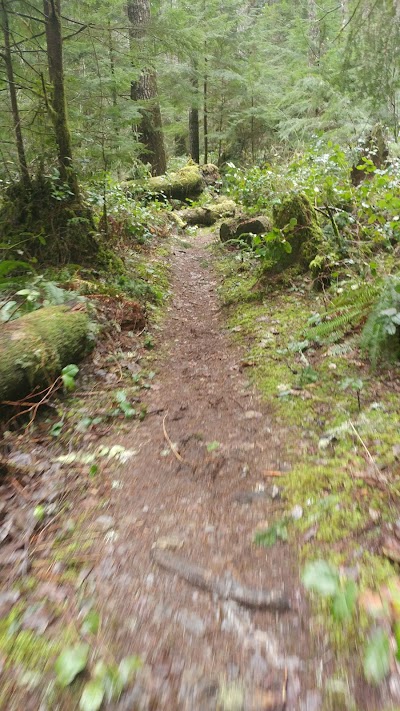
[92,232,327,711]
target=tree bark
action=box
[43,0,80,200]
[1,0,30,188]
[189,66,200,163]
[128,0,167,176]
[0,306,91,403]
[203,53,209,164]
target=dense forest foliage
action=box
[1,2,400,707]
[1,0,399,182]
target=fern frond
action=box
[361,276,400,367]
[305,307,368,343]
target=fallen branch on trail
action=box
[0,305,92,404]
[151,547,290,612]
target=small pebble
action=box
[291,505,303,520]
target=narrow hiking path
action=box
[94,232,324,710]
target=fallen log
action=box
[0,305,92,403]
[151,547,290,611]
[125,165,204,201]
[176,199,237,227]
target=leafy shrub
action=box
[361,276,400,366]
[0,270,82,323]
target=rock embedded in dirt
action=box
[153,536,184,551]
[220,215,271,244]
[94,514,115,532]
[175,609,207,637]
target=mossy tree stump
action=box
[270,193,323,273]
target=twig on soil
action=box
[349,420,387,483]
[3,378,61,428]
[10,477,29,500]
[151,547,290,612]
[282,667,288,708]
[162,411,185,463]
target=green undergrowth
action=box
[216,251,399,545]
[216,245,400,695]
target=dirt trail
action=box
[95,233,324,710]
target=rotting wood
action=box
[151,547,290,612]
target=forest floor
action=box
[93,229,321,711]
[0,228,398,710]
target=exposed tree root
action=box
[151,547,291,611]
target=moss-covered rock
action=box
[200,163,221,186]
[0,305,92,403]
[209,198,237,218]
[270,193,323,273]
[220,216,271,244]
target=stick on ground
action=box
[151,547,290,612]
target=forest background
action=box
[1,0,399,189]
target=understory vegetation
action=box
[214,139,400,695]
[1,0,400,708]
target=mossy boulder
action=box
[220,216,271,244]
[270,193,323,273]
[210,198,237,218]
[0,305,92,403]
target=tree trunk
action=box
[0,306,91,403]
[128,0,167,176]
[308,0,321,65]
[189,66,200,163]
[108,21,118,111]
[1,0,30,188]
[43,0,80,200]
[203,54,209,163]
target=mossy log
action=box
[0,305,92,403]
[126,165,204,201]
[177,199,236,226]
[220,216,271,243]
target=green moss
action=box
[215,245,400,649]
[139,165,204,201]
[0,305,91,402]
[270,192,324,273]
[0,607,56,673]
